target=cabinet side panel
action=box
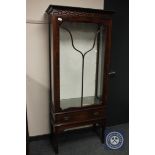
[102,20,112,104]
[52,16,60,112]
[49,16,55,111]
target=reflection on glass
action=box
[60,22,105,110]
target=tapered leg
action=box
[93,123,100,137]
[52,133,58,154]
[101,120,106,144]
[101,124,106,144]
[92,123,97,132]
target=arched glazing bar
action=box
[60,25,102,107]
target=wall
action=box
[26,0,104,137]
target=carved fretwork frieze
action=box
[46,5,114,18]
[52,9,105,18]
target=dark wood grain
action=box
[51,15,61,112]
[46,5,114,18]
[102,20,112,105]
[55,106,105,124]
[47,5,113,153]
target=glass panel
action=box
[96,25,106,101]
[60,21,105,110]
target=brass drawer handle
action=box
[64,116,69,121]
[93,112,100,116]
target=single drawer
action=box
[55,106,105,124]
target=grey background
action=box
[105,0,129,126]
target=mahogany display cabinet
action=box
[46,5,114,153]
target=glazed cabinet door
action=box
[51,16,112,111]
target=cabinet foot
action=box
[92,123,97,132]
[52,133,59,154]
[101,125,106,144]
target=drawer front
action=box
[55,107,105,124]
